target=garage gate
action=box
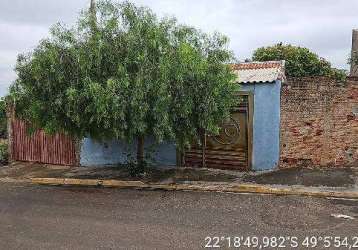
[184,92,253,170]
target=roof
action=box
[232,61,285,84]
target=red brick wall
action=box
[280,77,358,168]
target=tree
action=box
[10,0,237,166]
[252,43,346,80]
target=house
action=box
[9,61,286,171]
[80,61,285,170]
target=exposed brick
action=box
[280,77,358,168]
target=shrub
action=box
[124,157,149,177]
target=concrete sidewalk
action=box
[1,162,358,199]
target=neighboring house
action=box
[8,61,286,171]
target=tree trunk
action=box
[202,130,206,168]
[137,136,145,166]
[90,0,96,16]
[89,0,97,34]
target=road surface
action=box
[0,182,357,249]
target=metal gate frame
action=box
[180,91,253,170]
[242,91,253,170]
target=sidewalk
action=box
[1,161,358,199]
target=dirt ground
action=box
[244,167,358,187]
[0,162,242,183]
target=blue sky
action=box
[1,0,358,96]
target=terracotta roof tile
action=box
[231,61,285,84]
[231,61,283,70]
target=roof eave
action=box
[237,80,277,84]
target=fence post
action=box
[6,103,14,163]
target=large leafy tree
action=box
[252,43,346,80]
[10,0,237,165]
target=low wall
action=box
[79,137,177,167]
[280,77,358,168]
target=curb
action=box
[30,177,358,199]
[0,177,31,183]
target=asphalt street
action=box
[0,182,357,249]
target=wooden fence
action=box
[10,119,78,166]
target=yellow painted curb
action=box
[30,177,358,199]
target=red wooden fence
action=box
[10,119,77,166]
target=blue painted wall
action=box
[80,81,281,171]
[80,137,177,167]
[240,80,281,170]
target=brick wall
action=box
[280,77,358,168]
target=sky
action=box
[1,0,358,96]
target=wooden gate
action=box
[10,119,77,166]
[184,92,253,170]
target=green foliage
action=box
[124,157,148,177]
[161,28,238,148]
[252,43,347,80]
[122,146,154,177]
[10,0,237,163]
[0,99,7,138]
